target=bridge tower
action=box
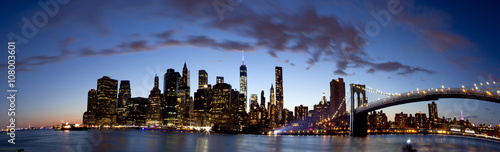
[350,84,368,137]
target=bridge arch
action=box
[350,87,500,137]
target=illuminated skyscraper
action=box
[209,82,232,125]
[163,69,180,126]
[240,50,248,112]
[313,90,329,121]
[330,78,345,117]
[428,101,438,119]
[275,66,283,122]
[117,80,131,125]
[198,70,208,89]
[268,84,276,126]
[96,76,118,125]
[146,75,162,125]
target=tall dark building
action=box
[209,82,232,125]
[240,50,248,113]
[146,75,162,125]
[194,88,210,126]
[83,89,97,126]
[96,76,118,125]
[260,90,266,110]
[117,80,131,124]
[179,62,192,126]
[428,101,438,119]
[117,80,131,108]
[275,66,283,122]
[428,101,439,129]
[198,70,208,89]
[268,84,276,127]
[163,69,180,126]
[229,89,240,124]
[87,89,97,112]
[330,78,345,117]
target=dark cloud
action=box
[421,29,472,52]
[444,56,478,70]
[60,37,77,47]
[267,51,278,58]
[155,30,175,39]
[16,0,438,76]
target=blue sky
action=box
[1,0,499,128]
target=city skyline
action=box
[1,0,500,128]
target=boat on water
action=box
[56,123,88,131]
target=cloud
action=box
[60,37,77,47]
[14,0,436,76]
[444,56,478,70]
[421,29,472,52]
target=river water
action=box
[1,130,500,152]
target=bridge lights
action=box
[487,82,490,85]
[442,85,444,88]
[462,85,465,88]
[494,81,496,84]
[480,83,483,86]
[474,83,477,87]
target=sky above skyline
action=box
[1,0,499,128]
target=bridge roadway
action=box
[350,87,500,137]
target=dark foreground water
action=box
[1,130,500,152]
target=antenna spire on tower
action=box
[242,50,245,65]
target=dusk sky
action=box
[1,0,499,128]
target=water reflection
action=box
[1,130,499,152]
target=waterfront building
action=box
[96,76,118,125]
[146,75,162,126]
[330,78,345,117]
[275,66,283,123]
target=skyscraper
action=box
[87,89,97,112]
[179,62,192,126]
[240,50,248,112]
[428,101,439,129]
[210,82,232,125]
[146,75,162,125]
[260,90,266,110]
[268,84,276,126]
[198,70,208,89]
[275,66,283,122]
[163,69,180,126]
[117,80,131,125]
[330,78,345,117]
[96,76,118,125]
[117,80,131,108]
[313,90,329,121]
[428,101,438,119]
[83,89,97,126]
